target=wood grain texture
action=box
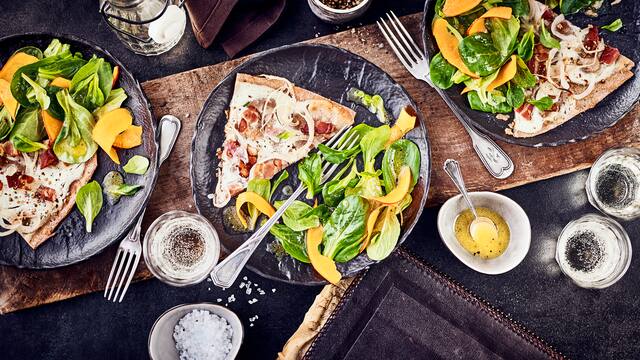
[1,13,638,315]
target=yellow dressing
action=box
[454,207,510,259]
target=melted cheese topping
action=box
[1,155,85,238]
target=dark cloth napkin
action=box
[184,0,286,57]
[304,248,565,360]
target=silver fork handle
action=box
[422,76,514,180]
[210,184,306,288]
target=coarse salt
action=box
[173,309,233,360]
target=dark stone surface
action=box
[0,1,639,360]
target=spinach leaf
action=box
[559,0,597,14]
[106,183,143,196]
[528,96,554,111]
[13,46,43,59]
[76,180,103,233]
[459,33,504,77]
[540,23,560,49]
[270,170,289,199]
[53,90,98,164]
[322,162,358,207]
[44,39,71,58]
[9,107,45,146]
[21,73,50,110]
[468,91,512,113]
[0,106,14,141]
[346,88,391,124]
[452,70,471,84]
[347,171,384,199]
[517,28,535,62]
[270,223,310,263]
[93,88,127,120]
[499,0,530,17]
[367,207,401,261]
[602,19,622,32]
[430,52,457,89]
[360,124,390,173]
[382,139,420,193]
[322,195,368,262]
[123,155,149,175]
[11,134,47,153]
[488,17,520,58]
[298,152,323,199]
[46,86,66,120]
[245,178,271,230]
[302,204,332,225]
[506,84,525,109]
[70,56,113,112]
[102,171,124,205]
[275,200,319,232]
[318,142,360,165]
[512,57,537,89]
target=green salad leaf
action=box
[14,46,43,59]
[499,0,531,17]
[44,39,71,58]
[10,107,46,149]
[70,56,113,112]
[11,134,47,153]
[298,152,323,199]
[602,19,623,32]
[382,139,420,193]
[489,17,520,58]
[517,27,535,62]
[468,91,512,113]
[430,52,457,89]
[506,84,525,109]
[322,195,368,263]
[0,106,15,141]
[540,23,561,49]
[512,57,537,89]
[270,223,310,263]
[360,124,390,173]
[459,33,505,77]
[123,155,149,175]
[275,200,320,232]
[76,180,103,233]
[107,184,143,196]
[559,0,598,15]
[367,206,401,261]
[528,96,554,111]
[322,162,358,207]
[93,88,127,120]
[21,73,50,110]
[346,88,391,124]
[53,90,98,164]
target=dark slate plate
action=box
[421,0,640,147]
[191,44,431,285]
[0,34,158,268]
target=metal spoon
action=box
[443,159,498,240]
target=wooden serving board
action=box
[1,13,638,314]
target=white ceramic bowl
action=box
[437,192,531,275]
[148,303,243,360]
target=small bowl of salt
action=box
[148,303,243,360]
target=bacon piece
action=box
[6,172,34,189]
[38,148,59,169]
[235,119,248,133]
[600,45,620,65]
[225,140,240,158]
[516,104,535,121]
[583,26,600,52]
[1,142,19,157]
[315,121,335,135]
[542,9,556,22]
[0,182,2,191]
[242,106,261,124]
[528,44,549,76]
[36,186,56,202]
[555,20,573,36]
[252,159,286,179]
[238,160,250,178]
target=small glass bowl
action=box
[307,0,372,24]
[555,214,631,289]
[143,211,220,287]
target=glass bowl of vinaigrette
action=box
[144,211,220,286]
[437,192,531,274]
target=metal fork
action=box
[210,125,358,288]
[378,11,514,180]
[104,115,181,302]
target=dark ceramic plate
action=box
[421,0,640,147]
[191,44,431,285]
[0,34,158,268]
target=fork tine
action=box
[326,124,351,148]
[111,251,135,302]
[104,249,122,297]
[389,11,424,60]
[105,250,125,300]
[379,18,418,67]
[117,253,140,303]
[322,135,360,182]
[386,13,421,62]
[377,20,415,73]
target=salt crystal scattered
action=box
[248,298,258,304]
[228,295,235,303]
[217,298,222,303]
[243,276,247,280]
[239,282,245,289]
[250,324,254,327]
[245,287,252,295]
[272,288,276,293]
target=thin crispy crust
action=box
[509,55,635,138]
[23,155,98,249]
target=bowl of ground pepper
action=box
[308,0,372,24]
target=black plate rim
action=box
[0,32,160,269]
[420,0,640,148]
[190,42,432,285]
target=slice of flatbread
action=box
[212,73,356,208]
[509,55,634,138]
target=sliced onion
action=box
[573,78,597,100]
[551,15,579,41]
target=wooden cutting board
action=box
[1,13,638,314]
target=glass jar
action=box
[100,0,187,56]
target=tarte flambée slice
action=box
[0,142,98,248]
[507,1,635,137]
[211,74,356,208]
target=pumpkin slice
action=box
[442,0,482,17]
[432,18,478,78]
[92,108,133,164]
[50,77,71,89]
[371,166,412,205]
[112,66,120,87]
[307,225,341,285]
[0,52,38,82]
[42,110,63,141]
[235,191,275,229]
[480,6,512,19]
[360,207,384,253]
[387,106,417,146]
[487,55,518,92]
[467,18,488,35]
[0,79,19,119]
[113,125,142,149]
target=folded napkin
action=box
[184,0,286,57]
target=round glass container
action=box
[143,211,220,286]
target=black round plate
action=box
[0,33,159,268]
[421,0,640,147]
[191,44,431,285]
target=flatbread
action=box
[22,155,98,249]
[509,55,635,138]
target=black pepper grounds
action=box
[320,0,364,10]
[162,228,205,269]
[564,230,604,273]
[595,164,635,210]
